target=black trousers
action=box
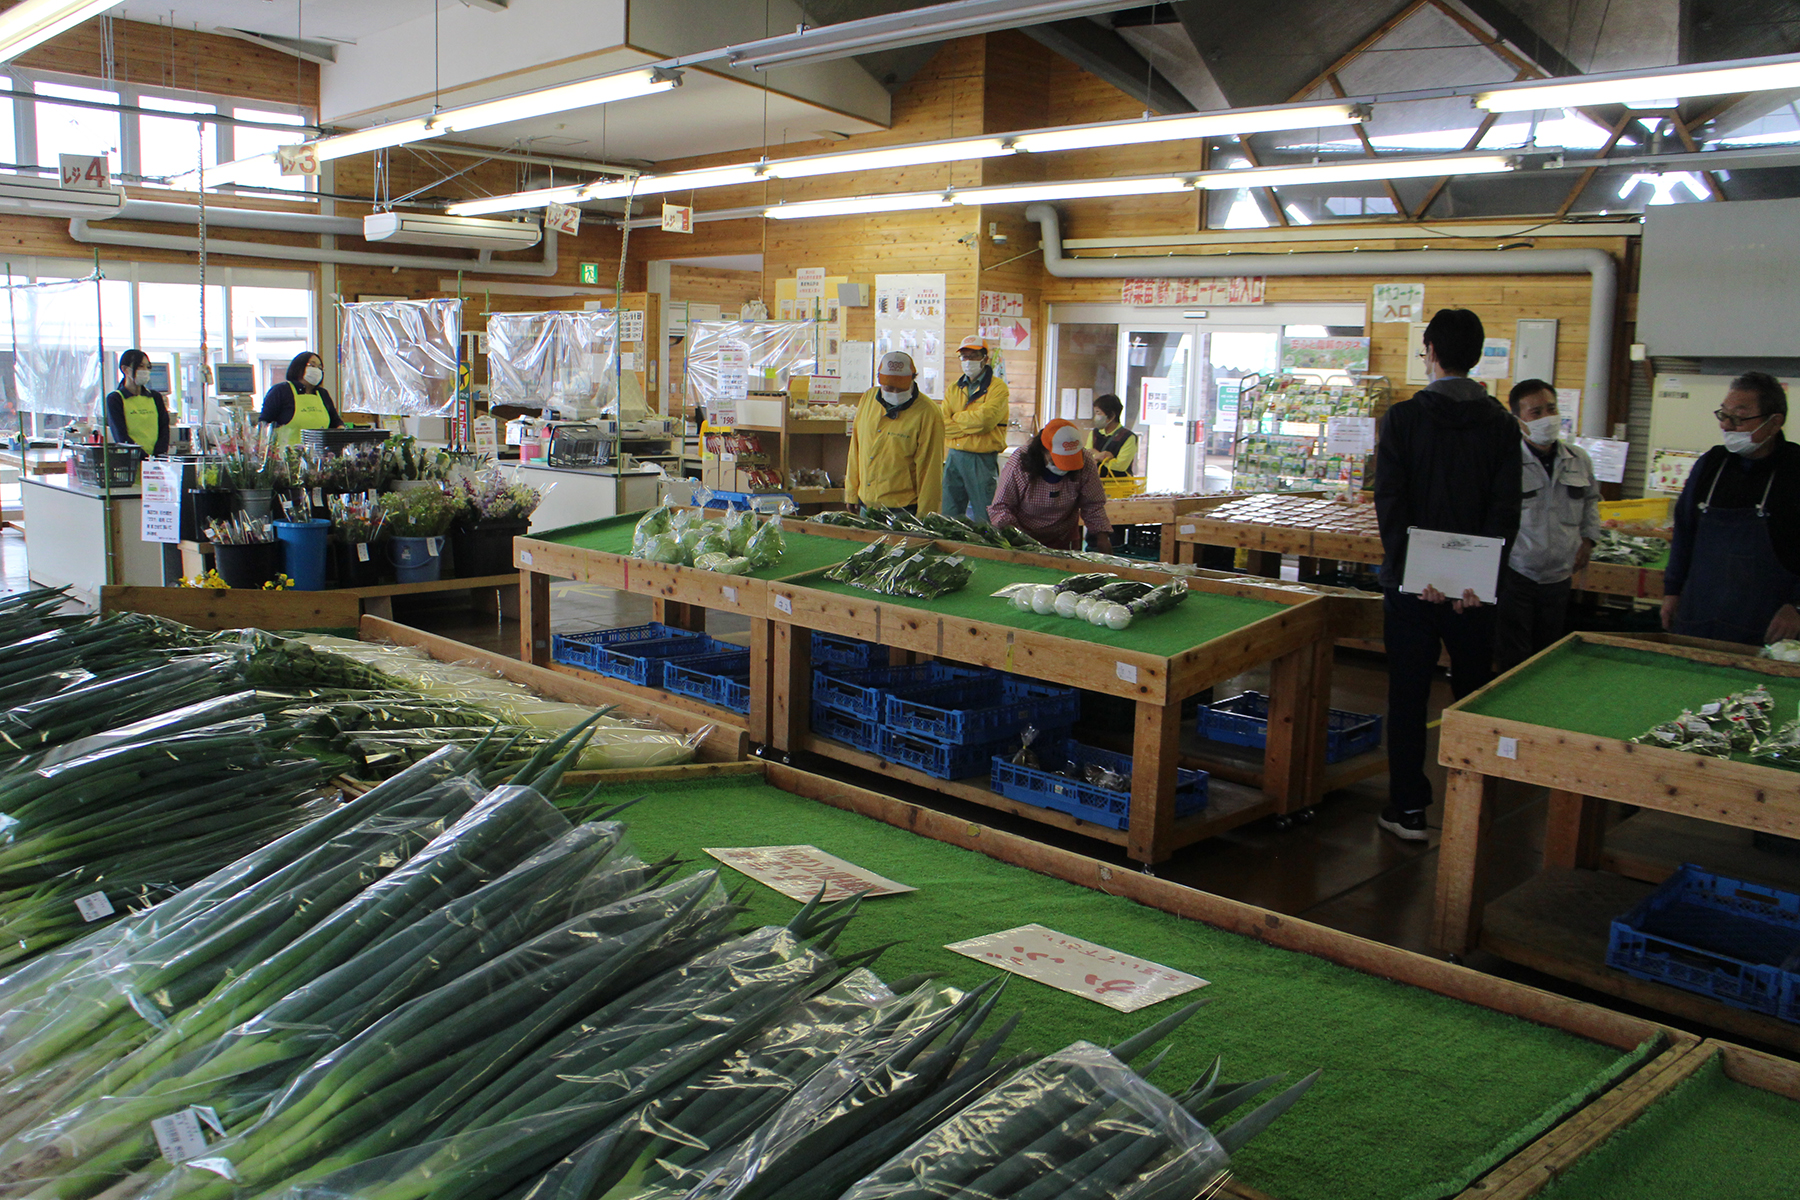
[1493,567,1573,674]
[1384,589,1498,816]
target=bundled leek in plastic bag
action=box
[745,514,788,570]
[630,499,679,555]
[852,547,972,600]
[826,538,900,584]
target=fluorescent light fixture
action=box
[431,68,680,135]
[313,118,434,163]
[580,164,765,201]
[0,0,120,61]
[729,0,1141,71]
[1010,103,1365,153]
[765,192,950,219]
[449,184,584,217]
[1193,153,1514,189]
[1474,53,1800,112]
[168,152,278,190]
[763,137,1009,178]
[952,176,1192,204]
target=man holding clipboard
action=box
[1373,309,1522,841]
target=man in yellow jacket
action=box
[939,335,1010,521]
[845,350,945,514]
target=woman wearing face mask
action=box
[1493,379,1600,672]
[1086,394,1137,477]
[988,419,1112,552]
[1663,370,1800,645]
[103,349,170,456]
[259,351,343,446]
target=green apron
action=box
[281,384,331,446]
[121,392,161,452]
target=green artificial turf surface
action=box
[1463,639,1800,748]
[795,554,1288,657]
[593,775,1642,1200]
[535,516,861,580]
[1540,1055,1800,1200]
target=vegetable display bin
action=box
[333,539,384,587]
[212,541,281,589]
[388,535,444,584]
[452,518,528,577]
[274,520,331,591]
[235,487,273,520]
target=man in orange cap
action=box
[988,419,1112,551]
[939,335,1010,521]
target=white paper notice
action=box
[1472,338,1513,381]
[718,343,751,403]
[151,1109,209,1165]
[796,268,826,300]
[1324,416,1377,456]
[945,924,1208,1013]
[774,593,793,614]
[140,460,183,544]
[1572,437,1629,485]
[1401,528,1506,603]
[618,308,645,344]
[841,342,875,394]
[705,846,915,902]
[1372,282,1425,323]
[1077,388,1095,419]
[1406,323,1430,385]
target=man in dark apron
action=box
[1662,371,1800,646]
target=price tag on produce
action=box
[356,543,370,562]
[705,846,915,902]
[427,538,440,558]
[945,924,1207,1013]
[151,1109,210,1165]
[774,594,793,615]
[721,586,738,604]
[75,891,114,922]
[520,550,534,566]
[1115,662,1137,684]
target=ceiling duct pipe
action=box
[1025,203,1616,438]
[66,199,560,277]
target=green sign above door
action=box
[578,262,601,285]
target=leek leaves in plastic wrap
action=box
[486,310,620,414]
[338,298,462,418]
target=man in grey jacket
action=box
[1495,379,1602,672]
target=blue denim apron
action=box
[1672,468,1796,645]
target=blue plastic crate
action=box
[551,622,703,674]
[810,703,880,754]
[1197,690,1383,764]
[882,725,1071,780]
[990,739,1208,832]
[884,676,1080,746]
[661,650,753,714]
[1606,863,1800,1020]
[811,631,884,669]
[703,490,795,513]
[811,662,984,721]
[594,631,725,687]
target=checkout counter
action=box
[20,470,170,604]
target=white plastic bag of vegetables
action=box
[835,1043,1231,1200]
[630,498,680,555]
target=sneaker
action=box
[1378,805,1430,842]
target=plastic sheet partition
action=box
[338,298,462,416]
[12,278,105,419]
[485,310,619,413]
[685,320,820,420]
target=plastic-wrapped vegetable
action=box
[640,533,686,565]
[1751,716,1800,767]
[723,507,756,555]
[1127,579,1189,618]
[1096,580,1156,604]
[1055,573,1118,595]
[694,552,754,575]
[745,514,788,569]
[630,500,678,555]
[995,525,1045,550]
[851,548,973,600]
[1031,585,1058,614]
[692,529,733,560]
[679,525,719,559]
[827,538,900,584]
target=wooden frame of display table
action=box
[1432,630,1800,1052]
[515,514,1381,863]
[100,575,520,628]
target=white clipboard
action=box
[1401,527,1505,603]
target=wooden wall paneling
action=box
[669,266,762,309]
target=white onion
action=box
[1031,585,1058,614]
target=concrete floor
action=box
[2,528,1778,1051]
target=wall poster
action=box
[874,273,948,398]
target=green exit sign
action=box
[578,262,601,285]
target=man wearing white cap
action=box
[939,335,1010,522]
[845,349,945,515]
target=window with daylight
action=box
[139,95,217,183]
[35,81,121,177]
[233,107,308,192]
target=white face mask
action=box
[132,369,151,388]
[961,359,983,380]
[1046,464,1068,477]
[879,386,911,406]
[302,366,324,387]
[1522,414,1559,445]
[1723,419,1769,456]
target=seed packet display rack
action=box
[1231,374,1391,494]
[1433,630,1800,1052]
[514,511,1378,864]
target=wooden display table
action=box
[1432,630,1800,1051]
[101,573,520,628]
[516,512,1379,863]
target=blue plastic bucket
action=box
[389,535,444,584]
[273,519,331,591]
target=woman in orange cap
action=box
[988,419,1113,551]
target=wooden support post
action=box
[1543,791,1607,871]
[771,620,812,755]
[747,617,772,748]
[1176,539,1197,566]
[1127,695,1184,864]
[520,569,552,665]
[1254,549,1281,578]
[1434,768,1494,957]
[1159,522,1177,564]
[1263,638,1330,811]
